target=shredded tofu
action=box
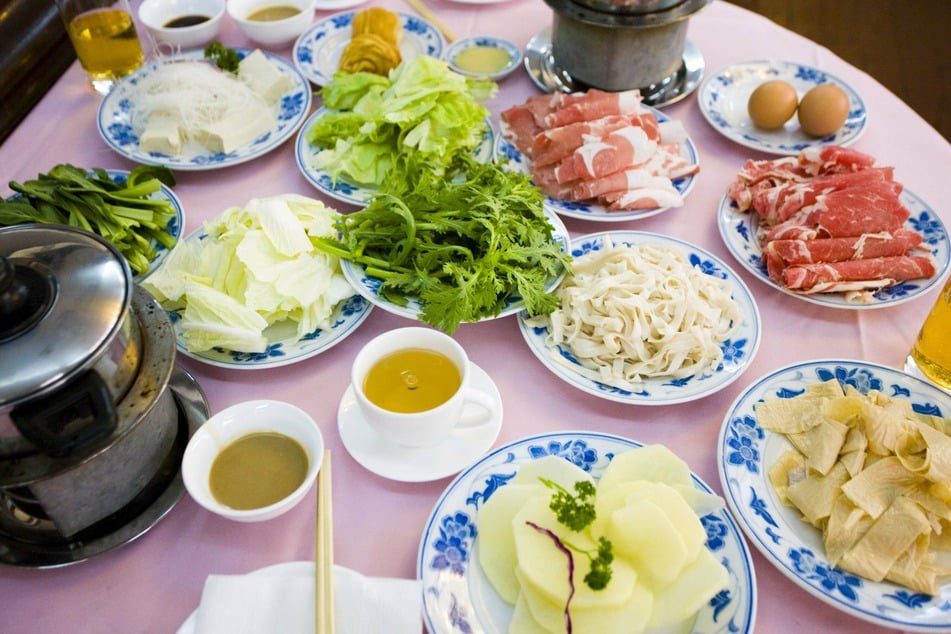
[535,240,742,386]
[129,60,274,155]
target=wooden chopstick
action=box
[403,0,457,42]
[316,449,334,634]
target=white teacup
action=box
[351,327,498,447]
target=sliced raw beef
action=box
[764,179,907,241]
[750,167,896,224]
[554,126,658,184]
[781,256,936,293]
[763,230,925,282]
[531,115,636,167]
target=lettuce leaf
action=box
[307,55,497,187]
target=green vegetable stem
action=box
[314,155,571,334]
[1,164,179,276]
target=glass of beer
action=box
[908,277,951,390]
[56,0,145,94]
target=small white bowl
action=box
[227,0,314,48]
[182,400,324,522]
[445,35,522,81]
[139,0,225,50]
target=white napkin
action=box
[193,563,422,634]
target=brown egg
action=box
[798,84,850,136]
[747,80,799,130]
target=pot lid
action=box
[546,0,709,26]
[0,225,132,407]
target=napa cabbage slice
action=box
[143,194,353,352]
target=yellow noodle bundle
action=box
[338,7,402,76]
[762,380,951,594]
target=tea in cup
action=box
[56,0,145,94]
[351,327,498,447]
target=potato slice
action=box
[647,547,729,629]
[478,483,546,604]
[597,445,694,493]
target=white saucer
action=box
[337,364,502,483]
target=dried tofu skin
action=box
[338,7,402,76]
[761,379,951,595]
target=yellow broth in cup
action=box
[209,432,309,510]
[363,348,462,413]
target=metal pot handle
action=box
[10,371,118,457]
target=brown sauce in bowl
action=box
[209,431,308,510]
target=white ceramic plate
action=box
[717,187,950,309]
[340,207,569,323]
[97,49,312,170]
[698,60,867,155]
[418,431,758,633]
[717,359,951,632]
[495,106,699,223]
[165,231,372,369]
[292,10,445,86]
[519,231,761,405]
[445,36,522,81]
[338,363,502,482]
[296,108,496,206]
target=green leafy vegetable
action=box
[142,194,354,353]
[0,164,178,275]
[314,155,570,334]
[306,55,498,187]
[542,477,615,591]
[204,40,240,73]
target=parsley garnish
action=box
[203,41,240,74]
[540,477,615,591]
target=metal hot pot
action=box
[0,224,207,567]
[543,0,711,92]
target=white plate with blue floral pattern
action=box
[698,60,866,155]
[717,187,950,309]
[97,49,312,171]
[495,106,699,223]
[166,232,372,370]
[418,431,758,633]
[296,108,496,206]
[518,231,761,405]
[717,359,951,631]
[292,10,445,87]
[339,206,569,323]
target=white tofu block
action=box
[197,106,275,154]
[238,50,295,104]
[139,115,182,155]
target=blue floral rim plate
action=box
[717,359,951,631]
[97,49,312,171]
[295,108,496,206]
[340,206,569,322]
[717,187,950,309]
[496,106,699,223]
[166,231,372,370]
[698,60,867,156]
[519,231,761,405]
[418,431,758,633]
[292,10,445,86]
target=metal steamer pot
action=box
[543,0,710,92]
[0,224,181,549]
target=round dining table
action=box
[1,0,949,632]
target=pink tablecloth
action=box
[1,0,949,632]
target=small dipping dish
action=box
[446,36,522,81]
[138,0,225,50]
[227,0,315,48]
[182,400,324,522]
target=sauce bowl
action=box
[445,35,521,81]
[227,0,314,48]
[138,0,225,51]
[182,400,324,522]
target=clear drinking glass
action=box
[907,277,951,390]
[55,0,145,94]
